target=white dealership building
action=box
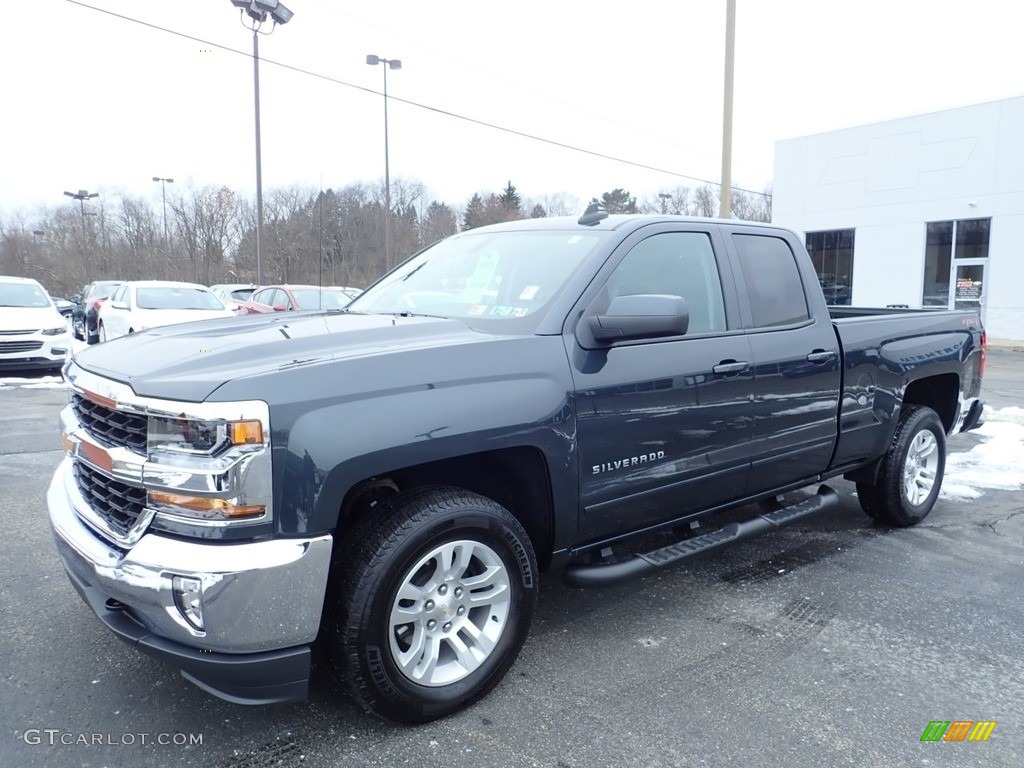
[773,94,1024,341]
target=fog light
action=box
[172,575,205,631]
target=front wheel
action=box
[98,323,107,343]
[332,486,537,723]
[858,405,947,527]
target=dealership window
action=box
[805,229,854,305]
[922,218,990,306]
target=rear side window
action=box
[732,234,809,328]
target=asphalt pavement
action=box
[1,351,1021,768]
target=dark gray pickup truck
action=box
[48,211,985,723]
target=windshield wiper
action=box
[401,261,428,282]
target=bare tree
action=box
[692,184,719,217]
[170,185,240,285]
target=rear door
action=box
[567,224,754,542]
[725,228,842,493]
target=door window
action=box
[253,289,276,307]
[954,264,985,311]
[732,235,809,327]
[606,232,726,335]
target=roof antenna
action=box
[578,202,609,226]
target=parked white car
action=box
[96,281,235,342]
[0,275,72,374]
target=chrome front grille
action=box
[71,393,147,454]
[73,461,146,538]
[0,340,43,353]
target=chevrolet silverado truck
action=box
[48,209,986,723]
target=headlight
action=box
[41,326,66,336]
[148,416,264,455]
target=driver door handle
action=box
[806,349,837,364]
[712,360,750,376]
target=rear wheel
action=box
[858,405,946,527]
[332,486,537,723]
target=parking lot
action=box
[1,349,1022,768]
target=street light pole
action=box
[252,26,265,285]
[719,0,736,219]
[152,176,174,250]
[366,54,402,270]
[229,0,295,286]
[63,189,99,281]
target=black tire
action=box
[861,405,947,527]
[332,486,538,723]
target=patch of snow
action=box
[941,407,1024,499]
[0,374,65,390]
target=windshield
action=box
[349,230,604,323]
[136,287,224,310]
[0,282,52,308]
[291,288,351,310]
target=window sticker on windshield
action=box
[467,304,488,316]
[519,285,540,300]
[486,306,528,317]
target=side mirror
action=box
[587,294,689,342]
[272,304,287,312]
[111,300,129,310]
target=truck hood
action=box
[71,311,491,402]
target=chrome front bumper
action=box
[49,457,333,653]
[48,456,334,703]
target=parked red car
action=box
[235,285,355,315]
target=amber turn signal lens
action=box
[149,491,265,518]
[229,420,264,445]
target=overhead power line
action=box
[65,0,772,200]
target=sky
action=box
[2,0,1023,220]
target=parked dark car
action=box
[71,280,124,344]
[51,297,76,319]
[235,284,353,314]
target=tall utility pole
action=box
[720,0,736,219]
[152,176,174,249]
[366,54,402,271]
[63,189,99,281]
[229,0,295,286]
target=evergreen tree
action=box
[463,193,485,230]
[529,203,546,219]
[499,181,522,215]
[595,188,638,214]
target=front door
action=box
[568,225,754,542]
